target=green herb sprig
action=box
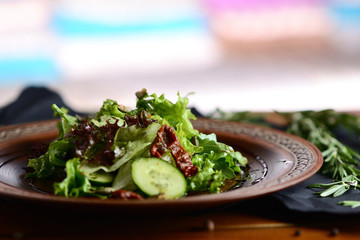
[211,109,360,208]
[283,111,360,180]
[338,200,360,208]
[307,175,359,197]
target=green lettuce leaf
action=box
[187,155,225,193]
[136,92,198,138]
[52,104,78,139]
[91,115,124,128]
[26,139,74,179]
[198,133,247,168]
[96,99,125,120]
[230,151,248,167]
[48,140,74,167]
[197,133,230,153]
[26,152,56,179]
[54,158,105,198]
[112,161,137,190]
[80,123,161,175]
[213,153,237,179]
[186,133,248,192]
[174,123,201,155]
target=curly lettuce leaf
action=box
[186,133,248,193]
[136,92,198,138]
[91,99,126,129]
[26,152,56,179]
[52,104,78,139]
[187,155,225,193]
[26,139,74,178]
[198,133,247,167]
[96,99,125,120]
[174,123,201,156]
[197,133,229,152]
[54,158,105,198]
[91,115,124,128]
[48,140,74,167]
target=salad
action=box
[26,89,248,200]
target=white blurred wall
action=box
[0,0,360,113]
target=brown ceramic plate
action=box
[0,118,322,212]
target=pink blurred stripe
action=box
[204,0,326,11]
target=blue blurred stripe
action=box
[53,12,207,35]
[0,57,58,84]
[330,3,360,25]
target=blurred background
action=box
[0,0,360,114]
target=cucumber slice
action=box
[87,170,114,185]
[131,157,187,199]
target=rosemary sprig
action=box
[211,109,360,207]
[307,175,359,197]
[338,201,360,208]
[282,111,360,180]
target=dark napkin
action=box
[1,86,360,214]
[0,87,80,125]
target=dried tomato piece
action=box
[150,125,198,177]
[111,189,144,200]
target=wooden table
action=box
[1,195,359,240]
